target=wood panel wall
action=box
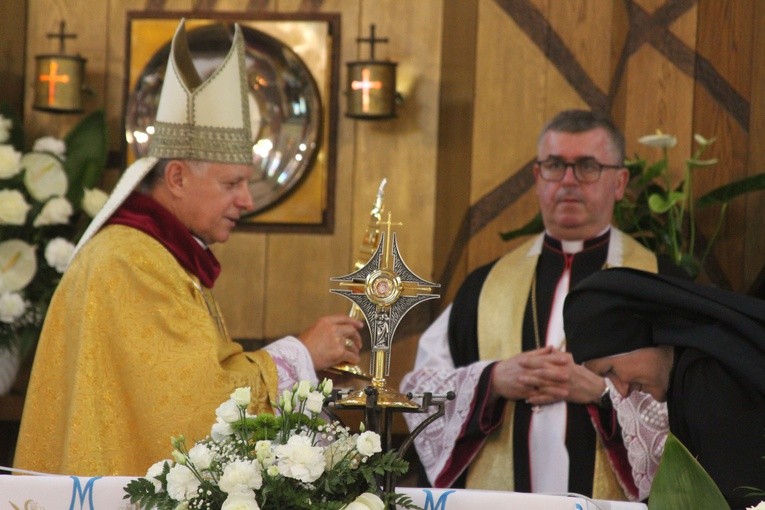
[434,0,765,307]
[3,0,764,344]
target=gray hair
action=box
[538,109,625,163]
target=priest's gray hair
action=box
[538,109,626,164]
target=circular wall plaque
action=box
[125,22,323,216]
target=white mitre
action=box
[71,19,253,260]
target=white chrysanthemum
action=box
[342,492,385,510]
[33,196,73,227]
[275,435,326,483]
[44,237,75,273]
[212,418,234,441]
[145,460,169,492]
[216,399,241,423]
[0,190,31,225]
[0,115,12,143]
[638,131,678,149]
[81,187,108,217]
[0,292,26,324]
[32,136,67,160]
[165,464,200,501]
[231,386,251,407]
[0,239,37,293]
[188,443,214,470]
[21,152,68,201]
[221,492,261,510]
[305,391,325,415]
[0,145,22,178]
[356,431,382,457]
[219,459,263,494]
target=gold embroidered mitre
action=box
[149,19,253,164]
[73,19,253,258]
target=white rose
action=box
[231,386,251,407]
[219,459,263,494]
[81,187,108,217]
[296,380,311,400]
[216,399,242,423]
[0,190,31,225]
[165,464,200,501]
[187,443,214,470]
[33,197,73,227]
[305,391,325,415]
[255,440,275,466]
[320,378,333,396]
[32,136,66,160]
[0,115,12,143]
[0,292,26,324]
[275,435,326,483]
[44,237,75,273]
[0,145,22,178]
[21,152,67,201]
[356,431,382,457]
[342,492,385,510]
[221,492,260,510]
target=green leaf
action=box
[499,213,544,242]
[648,433,730,510]
[697,172,765,208]
[648,191,684,214]
[63,110,108,209]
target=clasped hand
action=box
[491,346,605,407]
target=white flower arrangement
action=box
[0,109,108,360]
[124,381,418,510]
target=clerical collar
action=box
[543,227,611,254]
[105,192,221,287]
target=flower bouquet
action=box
[0,107,108,362]
[124,380,419,510]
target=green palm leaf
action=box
[648,433,729,510]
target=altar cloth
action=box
[0,475,647,509]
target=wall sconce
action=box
[33,21,87,113]
[345,24,397,120]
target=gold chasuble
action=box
[14,225,278,476]
[466,229,657,499]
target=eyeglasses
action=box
[536,157,623,183]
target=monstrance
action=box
[330,213,439,408]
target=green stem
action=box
[701,202,728,267]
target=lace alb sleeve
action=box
[264,336,318,393]
[610,380,669,501]
[399,305,493,486]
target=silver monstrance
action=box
[330,212,439,408]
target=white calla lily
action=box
[0,240,37,293]
[21,152,68,201]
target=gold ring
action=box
[344,338,354,349]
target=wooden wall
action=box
[435,0,765,305]
[3,0,764,344]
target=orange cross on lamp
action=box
[39,60,70,104]
[351,68,383,113]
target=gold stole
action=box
[466,230,657,499]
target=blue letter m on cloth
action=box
[68,476,102,510]
[423,489,457,510]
